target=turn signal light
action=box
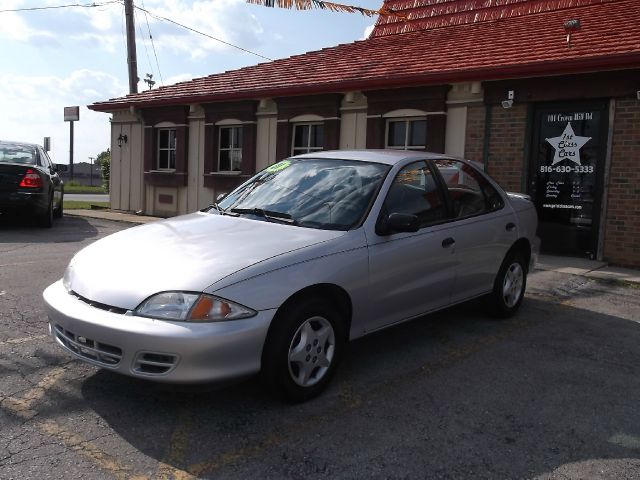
[19,169,43,188]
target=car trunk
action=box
[0,163,42,193]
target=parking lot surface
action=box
[1,216,640,479]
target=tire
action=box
[261,298,345,402]
[53,192,63,219]
[487,251,527,318]
[39,195,54,228]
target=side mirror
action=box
[376,212,420,235]
[54,164,68,173]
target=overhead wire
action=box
[132,3,273,62]
[0,1,120,13]
[134,7,157,85]
[140,0,164,86]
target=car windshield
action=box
[216,158,390,231]
[0,144,38,165]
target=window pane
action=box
[169,130,176,149]
[220,128,231,149]
[384,162,445,227]
[219,150,230,171]
[169,150,176,170]
[230,150,242,171]
[434,159,487,218]
[294,125,309,149]
[158,150,168,169]
[387,121,406,147]
[409,120,426,146]
[159,130,169,149]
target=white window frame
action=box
[218,125,243,172]
[385,117,427,151]
[157,128,177,170]
[292,122,324,155]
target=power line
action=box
[0,1,120,13]
[4,0,273,63]
[133,3,273,62]
[140,0,163,86]
[134,7,156,81]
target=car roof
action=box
[291,149,454,166]
[0,140,41,149]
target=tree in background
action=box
[96,149,111,192]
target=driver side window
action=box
[383,161,446,228]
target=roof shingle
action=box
[89,0,640,112]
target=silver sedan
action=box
[43,150,539,401]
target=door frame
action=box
[527,99,610,259]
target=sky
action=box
[0,0,381,165]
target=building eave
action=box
[88,52,640,113]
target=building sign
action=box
[64,106,80,122]
[529,102,608,257]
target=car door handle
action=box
[442,237,455,248]
[506,222,516,232]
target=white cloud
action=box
[0,0,265,58]
[0,70,126,165]
[363,24,375,39]
[163,72,196,85]
[141,0,265,59]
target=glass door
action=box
[529,101,608,258]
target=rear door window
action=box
[433,159,504,219]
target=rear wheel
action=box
[487,251,527,318]
[262,298,345,402]
[53,192,63,219]
[39,195,54,228]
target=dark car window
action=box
[38,149,51,169]
[433,159,504,218]
[0,143,38,165]
[382,161,446,228]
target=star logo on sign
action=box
[546,122,591,165]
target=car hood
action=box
[67,212,346,310]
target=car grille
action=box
[70,291,129,315]
[53,324,123,367]
[133,352,178,376]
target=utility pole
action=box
[124,0,138,94]
[89,157,95,186]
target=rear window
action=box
[0,144,38,165]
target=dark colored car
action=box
[0,141,66,227]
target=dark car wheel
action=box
[487,251,527,318]
[262,298,345,402]
[53,192,63,219]
[39,195,54,228]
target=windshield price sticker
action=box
[265,160,291,173]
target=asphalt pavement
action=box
[1,215,639,479]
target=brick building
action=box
[89,0,640,267]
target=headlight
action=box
[62,260,74,292]
[134,292,256,322]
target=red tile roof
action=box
[90,0,640,112]
[371,0,614,37]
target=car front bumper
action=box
[43,280,275,383]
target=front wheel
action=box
[261,299,345,402]
[487,252,527,318]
